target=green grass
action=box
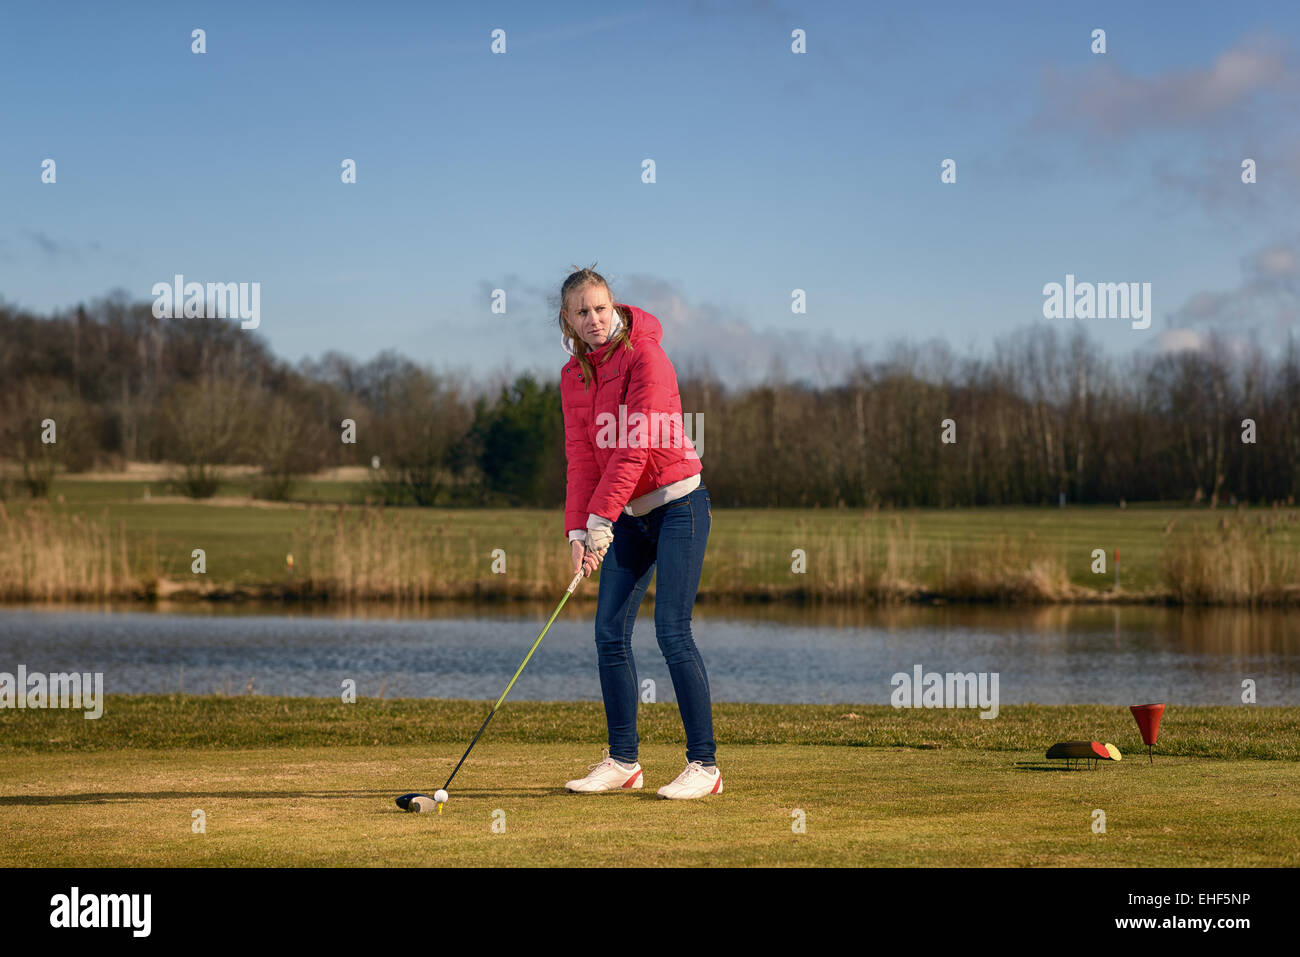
[2,700,1297,866]
[5,697,1299,760]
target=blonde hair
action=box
[558,265,632,389]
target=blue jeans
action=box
[593,484,715,766]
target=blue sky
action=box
[2,0,1298,384]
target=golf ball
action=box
[434,789,449,804]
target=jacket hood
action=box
[562,303,660,360]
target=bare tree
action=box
[162,374,256,497]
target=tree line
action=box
[2,292,1298,507]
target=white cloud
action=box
[1039,35,1294,136]
[1152,328,1208,353]
[1254,242,1300,278]
[460,272,865,386]
[615,274,865,385]
[1158,237,1300,351]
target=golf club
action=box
[396,567,585,812]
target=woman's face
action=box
[564,286,615,349]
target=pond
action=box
[1,601,1295,706]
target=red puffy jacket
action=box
[562,304,702,533]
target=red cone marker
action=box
[1130,703,1165,764]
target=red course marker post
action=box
[1130,703,1165,764]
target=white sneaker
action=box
[565,750,644,792]
[657,761,723,800]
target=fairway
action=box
[2,699,1298,867]
[3,744,1298,867]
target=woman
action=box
[557,266,721,800]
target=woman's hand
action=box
[570,518,613,578]
[571,539,603,577]
[572,539,604,577]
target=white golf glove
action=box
[585,514,614,558]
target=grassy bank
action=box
[1,476,1299,605]
[2,700,1297,866]
[4,697,1298,761]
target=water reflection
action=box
[0,601,1295,705]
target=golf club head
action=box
[395,792,434,812]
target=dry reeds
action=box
[2,501,1297,606]
[1162,516,1300,605]
[706,518,1073,603]
[293,506,573,602]
[0,502,138,600]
